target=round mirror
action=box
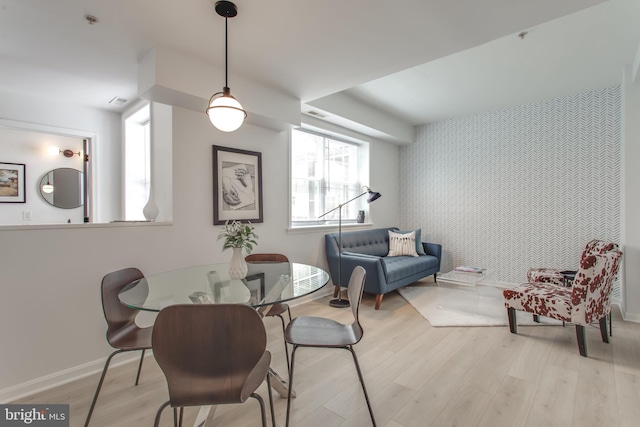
[39,168,84,209]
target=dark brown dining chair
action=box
[245,253,292,369]
[152,304,275,427]
[285,265,376,426]
[85,268,152,426]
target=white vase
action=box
[228,247,248,279]
[143,186,159,221]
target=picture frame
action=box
[212,145,263,225]
[243,273,265,306]
[0,162,26,203]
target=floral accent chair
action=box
[503,249,622,357]
[526,239,619,285]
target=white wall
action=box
[622,65,640,320]
[0,106,400,399]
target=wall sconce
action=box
[48,146,81,158]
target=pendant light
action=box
[206,1,247,132]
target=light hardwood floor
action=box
[13,291,640,427]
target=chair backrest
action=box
[101,267,145,345]
[581,239,619,261]
[152,304,267,407]
[245,253,289,263]
[347,266,367,341]
[571,250,622,325]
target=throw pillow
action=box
[387,230,419,257]
[399,228,426,255]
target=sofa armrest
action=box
[336,252,386,293]
[422,242,442,266]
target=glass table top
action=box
[119,261,330,312]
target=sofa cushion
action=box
[388,230,419,257]
[381,255,439,283]
[397,228,426,256]
[339,227,398,257]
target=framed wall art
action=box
[0,162,26,203]
[212,145,263,225]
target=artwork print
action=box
[0,162,26,203]
[213,146,263,225]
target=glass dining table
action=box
[118,260,329,424]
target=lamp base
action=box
[329,298,350,308]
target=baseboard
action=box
[618,303,640,323]
[0,351,144,404]
[0,288,333,404]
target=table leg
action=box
[269,368,296,398]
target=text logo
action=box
[0,405,69,426]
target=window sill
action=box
[287,222,374,235]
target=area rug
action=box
[398,282,562,327]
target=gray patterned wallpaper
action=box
[401,86,621,295]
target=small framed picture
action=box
[212,145,263,225]
[0,162,26,203]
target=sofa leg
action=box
[599,316,609,344]
[507,308,517,334]
[433,272,438,283]
[333,285,340,298]
[576,325,588,357]
[374,294,383,310]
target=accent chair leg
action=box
[374,294,383,310]
[347,346,377,427]
[507,308,517,334]
[576,325,588,357]
[599,316,610,343]
[610,311,613,337]
[533,314,540,323]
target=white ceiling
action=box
[1,0,638,135]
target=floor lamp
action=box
[318,186,381,308]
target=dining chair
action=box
[85,267,152,426]
[246,253,292,369]
[285,265,376,426]
[152,304,276,427]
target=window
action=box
[290,128,369,228]
[124,103,151,220]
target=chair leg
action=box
[135,349,146,386]
[84,349,125,427]
[347,346,377,427]
[533,314,540,323]
[610,311,613,337]
[599,316,610,344]
[507,308,517,334]
[250,393,267,427]
[178,407,183,427]
[153,401,171,427]
[277,314,290,371]
[286,346,299,427]
[173,407,179,427]
[265,371,276,427]
[286,306,292,322]
[576,325,588,357]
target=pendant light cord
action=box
[224,16,228,88]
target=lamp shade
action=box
[207,91,246,132]
[367,190,381,203]
[42,183,54,194]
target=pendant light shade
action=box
[206,1,246,132]
[207,87,246,132]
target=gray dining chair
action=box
[284,265,376,426]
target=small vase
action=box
[143,186,159,221]
[228,247,248,279]
[356,210,365,223]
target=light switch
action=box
[23,211,32,221]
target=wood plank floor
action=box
[13,291,640,426]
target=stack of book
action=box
[454,266,485,274]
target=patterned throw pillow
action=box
[398,228,426,255]
[387,230,419,257]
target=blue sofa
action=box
[325,227,442,309]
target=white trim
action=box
[0,352,148,404]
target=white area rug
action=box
[398,282,563,327]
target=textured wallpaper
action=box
[401,86,621,296]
